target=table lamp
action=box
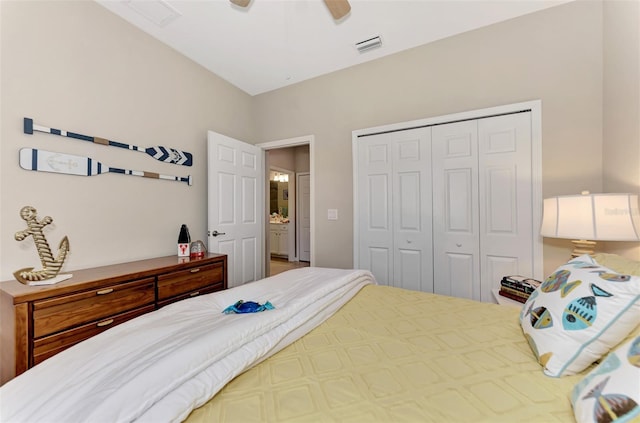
[540,191,640,257]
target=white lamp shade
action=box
[541,193,640,241]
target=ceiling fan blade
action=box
[324,0,351,20]
[230,0,251,7]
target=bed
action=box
[187,284,582,422]
[1,254,639,423]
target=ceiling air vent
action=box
[355,36,382,53]
[124,0,182,27]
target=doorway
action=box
[258,135,314,277]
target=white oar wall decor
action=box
[20,148,193,186]
[20,117,193,186]
[24,118,193,166]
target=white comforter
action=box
[0,267,375,423]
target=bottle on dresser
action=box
[178,224,191,257]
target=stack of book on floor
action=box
[499,275,541,303]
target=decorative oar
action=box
[19,148,192,186]
[24,117,193,167]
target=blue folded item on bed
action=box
[223,300,275,314]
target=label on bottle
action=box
[178,243,190,257]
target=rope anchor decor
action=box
[24,117,193,167]
[14,205,72,285]
[19,148,193,185]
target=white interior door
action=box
[432,120,481,300]
[297,173,311,262]
[356,133,394,285]
[391,128,433,292]
[478,113,533,301]
[208,131,264,288]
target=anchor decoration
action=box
[14,206,72,285]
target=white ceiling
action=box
[97,0,572,96]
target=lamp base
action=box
[570,239,597,258]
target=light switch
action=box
[327,209,338,220]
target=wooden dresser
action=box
[0,253,227,385]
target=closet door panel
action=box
[479,113,533,302]
[445,169,474,231]
[368,174,390,230]
[485,167,516,232]
[485,255,519,292]
[397,249,422,291]
[432,121,480,300]
[392,129,433,292]
[446,253,475,299]
[369,247,392,286]
[397,172,420,230]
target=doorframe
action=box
[258,135,315,275]
[296,172,311,263]
[352,100,543,280]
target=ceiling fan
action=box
[230,0,351,20]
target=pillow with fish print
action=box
[571,334,640,423]
[519,255,640,377]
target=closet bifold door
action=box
[477,113,533,302]
[432,120,481,300]
[391,128,433,292]
[356,128,433,292]
[357,133,394,286]
[432,112,534,302]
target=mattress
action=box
[186,285,582,422]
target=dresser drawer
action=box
[33,278,155,338]
[156,283,223,308]
[32,304,155,365]
[157,262,224,302]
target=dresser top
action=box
[0,253,226,303]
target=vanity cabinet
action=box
[270,223,289,257]
[0,253,227,385]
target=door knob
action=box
[209,230,226,237]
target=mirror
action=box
[269,171,289,222]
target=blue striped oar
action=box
[19,148,192,186]
[24,117,193,166]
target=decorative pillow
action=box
[519,254,640,377]
[571,333,640,423]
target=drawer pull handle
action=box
[97,319,114,327]
[189,291,200,297]
[96,288,114,295]
[190,268,200,273]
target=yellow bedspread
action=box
[186,285,582,422]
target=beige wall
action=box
[268,146,310,173]
[0,1,254,280]
[602,0,640,260]
[294,145,310,173]
[254,0,611,274]
[268,148,296,171]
